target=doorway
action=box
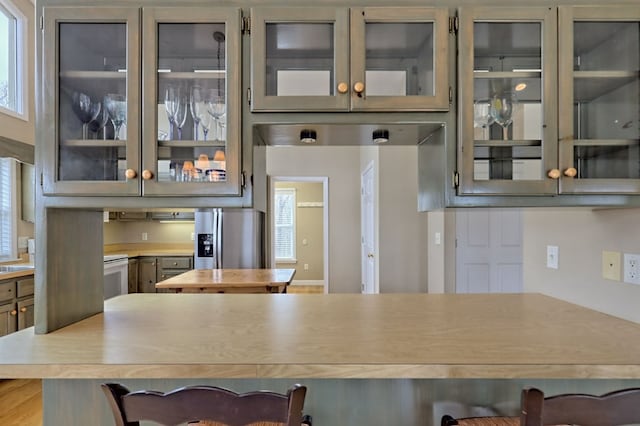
[361,162,376,294]
[269,176,329,293]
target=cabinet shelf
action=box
[572,139,639,147]
[60,71,126,79]
[61,139,126,147]
[157,71,224,80]
[574,71,638,102]
[158,140,226,148]
[474,139,542,148]
[473,71,541,79]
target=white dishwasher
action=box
[103,254,129,300]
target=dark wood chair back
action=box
[102,383,307,426]
[521,387,640,426]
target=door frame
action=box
[360,161,377,294]
[269,176,329,293]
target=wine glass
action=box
[198,106,213,141]
[174,98,188,140]
[88,101,110,140]
[189,86,203,141]
[164,85,180,140]
[104,94,127,140]
[71,92,101,139]
[489,91,517,140]
[473,101,494,129]
[207,90,226,141]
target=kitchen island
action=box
[155,268,295,293]
[1,293,640,425]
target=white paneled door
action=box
[455,208,523,293]
[361,163,376,294]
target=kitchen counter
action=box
[0,268,34,280]
[104,243,193,258]
[155,268,296,293]
[2,293,640,379]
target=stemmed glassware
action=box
[174,98,188,140]
[189,86,203,141]
[104,94,127,140]
[88,101,110,140]
[164,85,181,140]
[71,92,101,140]
[489,91,517,140]
[207,91,226,141]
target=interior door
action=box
[455,208,523,293]
[361,163,375,294]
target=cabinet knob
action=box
[337,82,349,94]
[173,262,178,266]
[10,310,17,316]
[125,169,137,179]
[142,170,154,180]
[367,253,374,258]
[353,81,365,94]
[547,169,561,179]
[563,167,578,178]
[20,307,27,313]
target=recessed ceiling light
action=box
[372,129,389,144]
[515,83,527,92]
[300,129,317,144]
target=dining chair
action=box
[520,386,640,426]
[442,386,640,426]
[102,383,310,426]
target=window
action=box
[0,157,16,261]
[274,188,296,261]
[0,0,25,117]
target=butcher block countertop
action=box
[1,293,640,379]
[155,268,295,293]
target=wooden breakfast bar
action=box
[1,293,640,425]
[155,268,296,293]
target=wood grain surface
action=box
[2,293,640,379]
[155,269,296,293]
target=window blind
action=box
[274,188,296,261]
[0,157,15,260]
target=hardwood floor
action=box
[0,379,42,426]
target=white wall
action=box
[523,207,640,323]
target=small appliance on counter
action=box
[194,208,265,269]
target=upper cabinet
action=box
[41,7,242,197]
[250,7,450,112]
[457,6,640,197]
[457,7,558,196]
[558,6,640,194]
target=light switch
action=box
[434,232,441,245]
[546,245,559,269]
[302,238,308,246]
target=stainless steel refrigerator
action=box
[194,208,265,269]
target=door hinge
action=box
[242,16,251,35]
[449,16,459,34]
[241,171,246,188]
[449,86,453,104]
[452,172,459,188]
[40,172,43,186]
[40,16,44,31]
[247,87,252,105]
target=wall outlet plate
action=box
[623,253,640,285]
[546,245,559,269]
[602,251,621,281]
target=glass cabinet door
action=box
[42,7,140,195]
[558,7,640,194]
[349,7,449,111]
[250,8,349,111]
[141,8,241,196]
[458,7,557,195]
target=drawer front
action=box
[17,278,35,298]
[0,281,15,303]
[159,257,192,270]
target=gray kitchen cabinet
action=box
[137,256,193,293]
[41,6,242,197]
[250,7,449,112]
[456,6,640,197]
[0,276,36,337]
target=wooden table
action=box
[2,293,640,425]
[155,268,296,293]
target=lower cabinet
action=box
[0,276,35,337]
[137,256,193,293]
[127,258,139,294]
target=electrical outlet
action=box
[190,232,195,241]
[141,232,148,241]
[602,251,621,281]
[304,263,309,271]
[546,245,559,269]
[623,253,640,285]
